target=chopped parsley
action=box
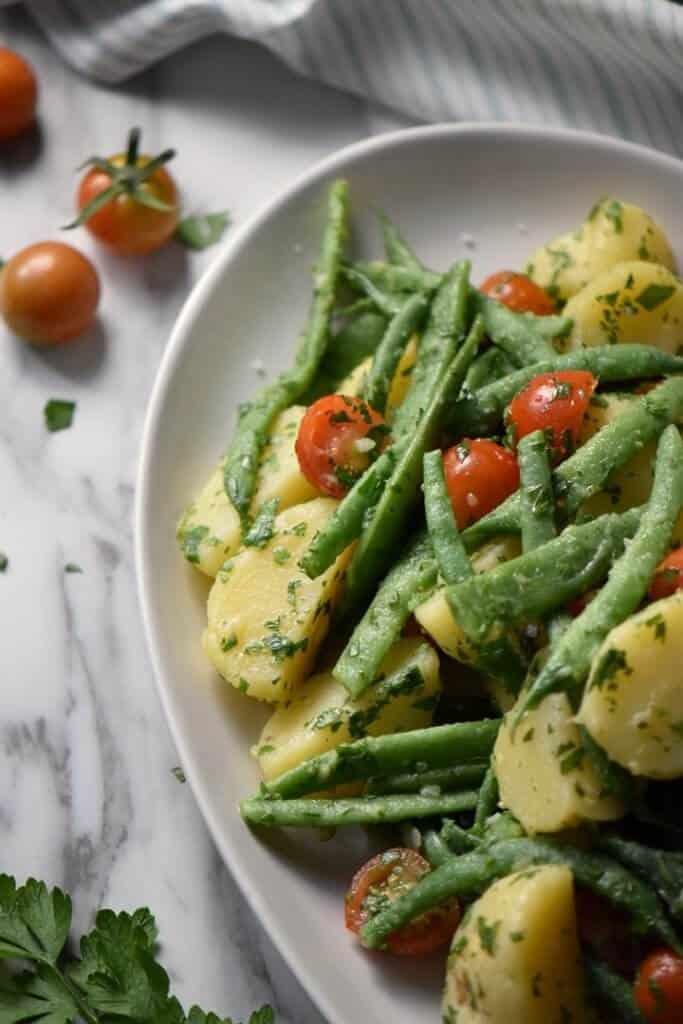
[603,199,623,234]
[635,283,676,311]
[273,546,291,565]
[477,916,500,956]
[175,210,230,250]
[64,563,83,574]
[179,524,209,564]
[0,552,7,573]
[44,398,76,432]
[171,765,186,783]
[244,498,279,548]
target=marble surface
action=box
[0,9,412,1021]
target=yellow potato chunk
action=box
[177,405,318,577]
[443,865,589,1024]
[254,638,440,779]
[203,499,352,702]
[414,536,522,663]
[495,692,624,834]
[527,197,675,303]
[563,261,683,352]
[577,591,683,779]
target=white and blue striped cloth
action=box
[23,1,683,158]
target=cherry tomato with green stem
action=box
[69,127,179,255]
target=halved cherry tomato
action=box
[0,47,37,141]
[73,128,179,255]
[649,549,683,602]
[345,848,460,956]
[443,439,519,529]
[635,949,683,1023]
[295,394,387,498]
[507,370,597,459]
[0,242,100,346]
[479,270,556,315]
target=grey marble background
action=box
[0,8,411,1020]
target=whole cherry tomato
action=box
[443,439,520,529]
[479,270,556,315]
[506,370,597,459]
[295,394,387,499]
[0,47,37,141]
[635,948,683,1023]
[72,127,179,255]
[648,548,683,602]
[0,242,100,345]
[345,848,460,956]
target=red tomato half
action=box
[507,370,597,459]
[635,949,683,1023]
[443,439,519,530]
[345,848,460,956]
[479,270,556,315]
[649,549,683,602]
[295,394,387,498]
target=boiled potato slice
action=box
[414,536,522,663]
[577,591,683,779]
[203,499,352,702]
[495,691,624,834]
[254,638,440,779]
[563,261,683,352]
[443,865,589,1024]
[337,336,417,417]
[527,197,675,303]
[178,405,318,577]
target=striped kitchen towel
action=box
[24,0,683,158]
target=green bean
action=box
[422,830,455,867]
[224,180,348,523]
[449,344,683,443]
[518,424,683,718]
[240,790,479,829]
[598,835,683,923]
[304,309,387,402]
[423,450,472,587]
[584,957,646,1024]
[474,766,499,826]
[366,763,488,796]
[472,291,569,365]
[331,532,437,698]
[360,836,681,951]
[450,507,641,646]
[391,261,470,437]
[378,211,425,273]
[299,440,409,579]
[341,264,404,317]
[339,317,482,627]
[256,719,501,800]
[351,260,440,295]
[462,375,683,550]
[518,430,557,553]
[464,346,517,392]
[362,293,429,413]
[441,819,482,854]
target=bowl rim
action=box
[134,120,683,1024]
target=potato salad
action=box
[179,184,683,1023]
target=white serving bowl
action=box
[136,123,683,1024]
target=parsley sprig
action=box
[0,875,274,1024]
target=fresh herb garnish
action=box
[635,283,676,311]
[175,211,230,251]
[64,563,83,574]
[172,766,186,783]
[0,552,7,572]
[0,875,275,1024]
[44,399,76,432]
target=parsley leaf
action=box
[0,876,275,1024]
[635,283,675,311]
[0,552,7,572]
[64,564,83,574]
[175,212,230,251]
[44,400,76,433]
